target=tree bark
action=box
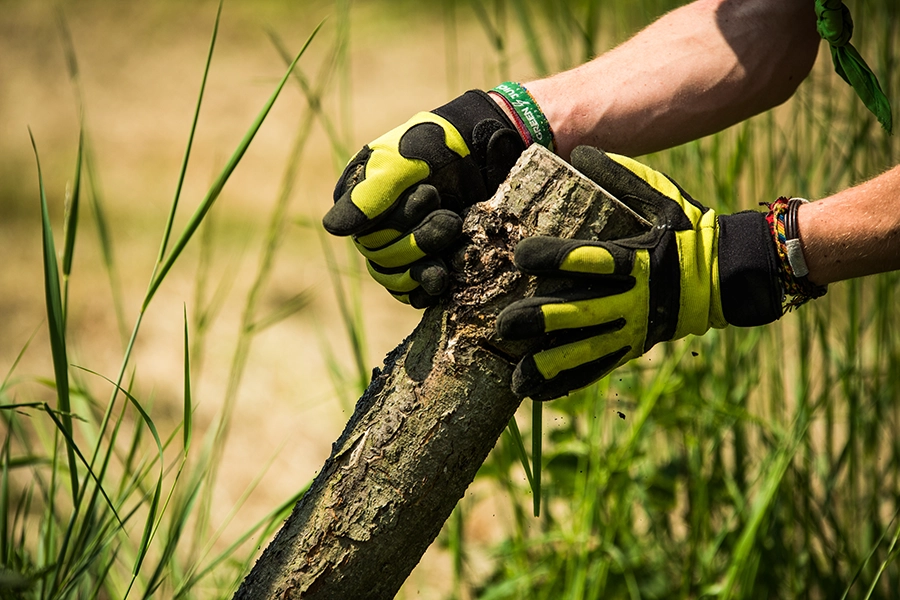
[233,145,647,599]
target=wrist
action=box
[764,197,828,310]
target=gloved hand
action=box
[496,146,784,401]
[323,91,525,308]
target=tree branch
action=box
[234,145,647,599]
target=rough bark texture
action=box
[234,145,647,600]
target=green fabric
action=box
[815,0,892,133]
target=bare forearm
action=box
[799,165,900,286]
[519,0,819,158]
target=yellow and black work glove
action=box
[496,147,784,401]
[323,91,525,308]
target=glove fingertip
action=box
[408,287,439,309]
[496,299,547,340]
[512,346,632,402]
[569,145,608,169]
[511,356,557,401]
[414,210,463,254]
[323,195,370,236]
[484,127,525,191]
[411,261,449,296]
[402,184,441,220]
[569,145,624,188]
[513,237,572,273]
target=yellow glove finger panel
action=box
[354,232,425,269]
[606,152,705,225]
[350,113,469,221]
[542,249,650,334]
[356,227,404,250]
[532,328,640,381]
[541,293,632,334]
[366,262,420,294]
[559,245,616,275]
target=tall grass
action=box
[0,4,328,597]
[3,1,900,599]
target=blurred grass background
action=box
[1,0,899,598]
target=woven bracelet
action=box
[490,82,556,152]
[764,197,828,312]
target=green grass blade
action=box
[1,434,9,565]
[0,324,41,394]
[183,306,192,451]
[841,505,900,599]
[145,19,324,308]
[85,141,129,344]
[57,6,129,343]
[56,8,82,108]
[29,129,79,502]
[510,0,548,76]
[317,229,369,392]
[61,122,84,331]
[0,402,44,412]
[173,485,308,598]
[156,0,222,264]
[532,401,542,518]
[248,291,311,334]
[41,404,121,527]
[267,27,350,162]
[505,417,534,492]
[720,404,813,598]
[73,368,164,579]
[62,126,83,280]
[862,509,900,600]
[142,463,202,599]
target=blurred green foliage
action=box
[2,0,900,598]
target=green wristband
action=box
[491,82,556,152]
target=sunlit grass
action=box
[3,0,900,598]
[1,3,325,597]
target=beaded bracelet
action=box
[764,197,828,312]
[489,82,556,152]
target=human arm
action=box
[800,164,900,286]
[507,0,820,158]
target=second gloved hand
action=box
[496,147,785,401]
[323,91,524,308]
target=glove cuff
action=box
[717,211,784,326]
[432,90,517,150]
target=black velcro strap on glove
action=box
[717,211,783,326]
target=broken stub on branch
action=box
[234,145,648,600]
